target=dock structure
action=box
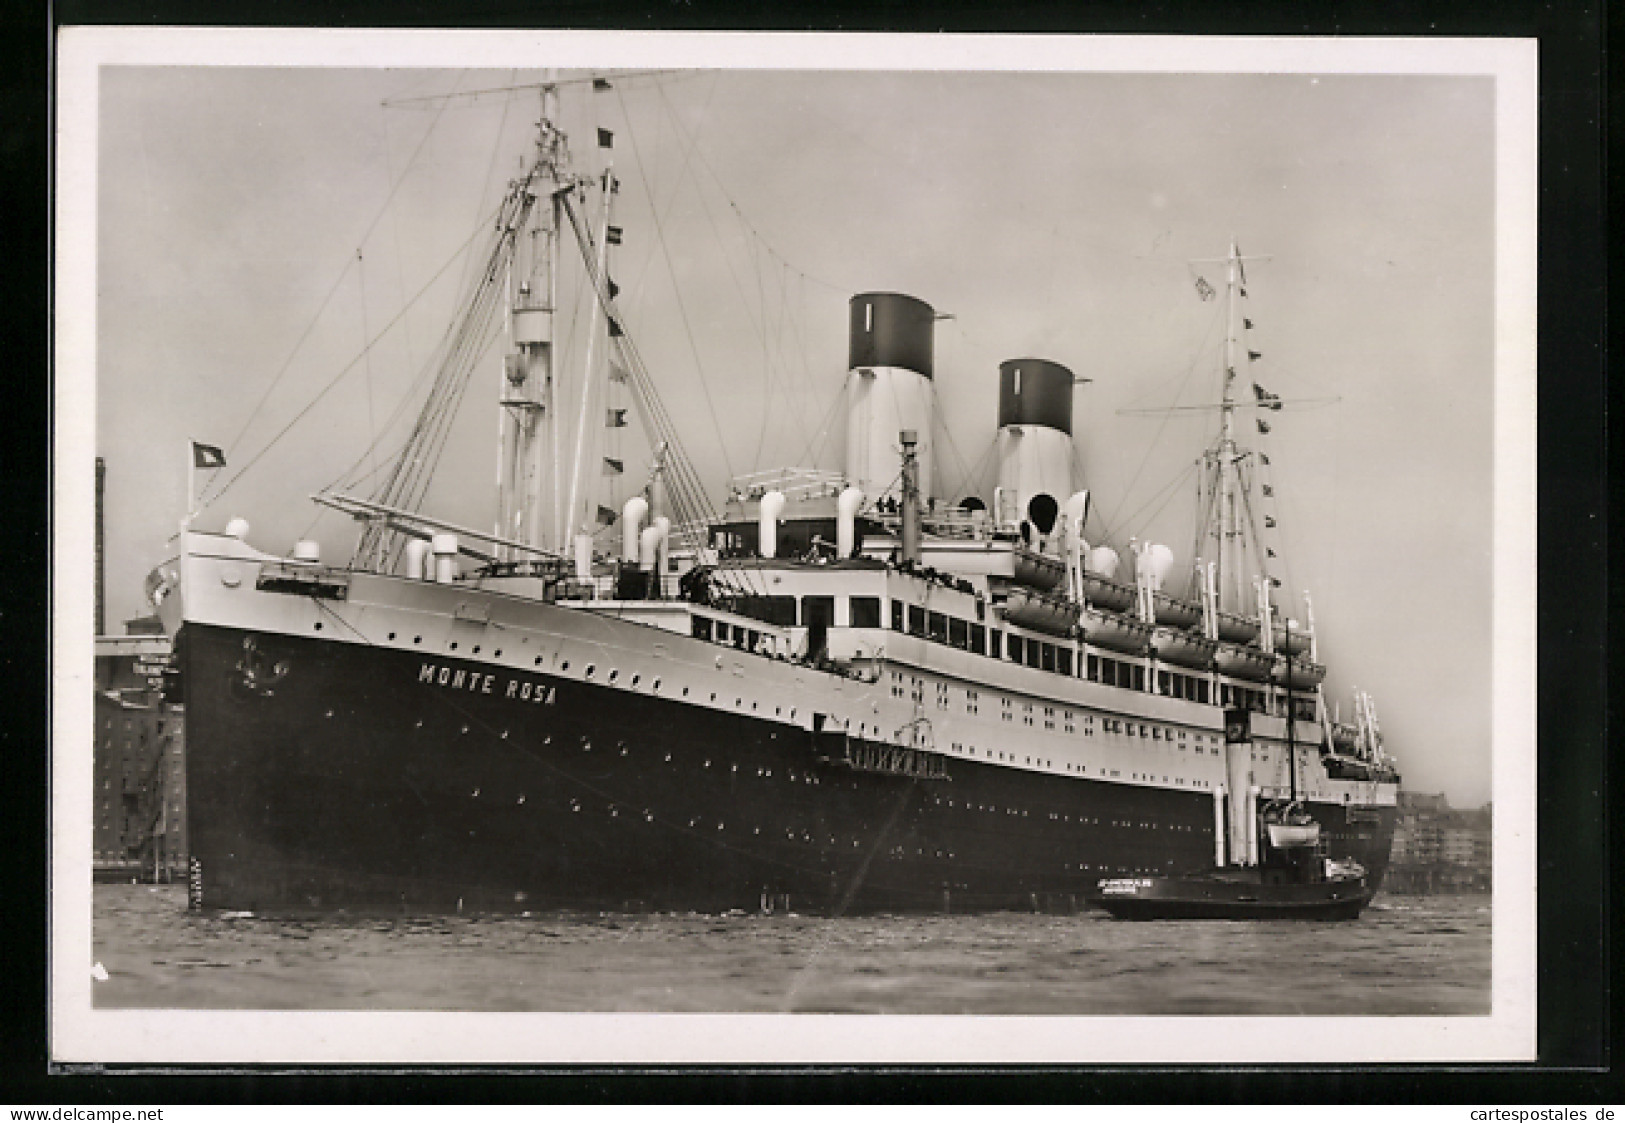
[94,621,186,882]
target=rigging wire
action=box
[611,81,737,483]
[653,77,854,297]
[558,188,765,601]
[202,214,493,514]
[1099,296,1225,533]
[201,85,461,506]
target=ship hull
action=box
[178,619,1394,915]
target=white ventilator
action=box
[620,495,648,563]
[836,486,864,557]
[758,490,786,558]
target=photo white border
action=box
[51,27,1538,1065]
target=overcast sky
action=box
[93,59,1498,805]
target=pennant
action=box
[1239,286,1248,297]
[1261,484,1274,497]
[1269,577,1282,588]
[1194,276,1216,302]
[603,457,624,475]
[1260,452,1271,465]
[1267,548,1277,558]
[606,408,628,428]
[1244,318,1254,329]
[1256,419,1271,434]
[1265,516,1277,528]
[608,316,624,338]
[607,360,629,384]
[1248,350,1262,361]
[606,226,623,245]
[192,441,226,469]
[593,78,613,91]
[607,277,620,299]
[596,505,618,526]
[597,128,614,149]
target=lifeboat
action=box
[1271,624,1313,658]
[1266,820,1322,849]
[1271,655,1326,690]
[1079,572,1136,613]
[1150,628,1217,670]
[1214,610,1260,644]
[1214,642,1273,682]
[1012,546,1066,591]
[1000,584,1080,636]
[1151,591,1202,629]
[1079,604,1153,655]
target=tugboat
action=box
[1091,624,1374,921]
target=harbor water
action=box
[92,883,1489,1015]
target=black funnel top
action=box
[998,358,1074,434]
[849,293,935,378]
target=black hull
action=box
[180,622,1396,915]
[1090,873,1374,921]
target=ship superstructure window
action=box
[1057,648,1073,676]
[948,617,968,649]
[1007,635,1024,664]
[850,596,882,629]
[927,611,948,643]
[908,605,926,637]
[990,629,1002,659]
[692,616,713,641]
[970,623,986,655]
[891,599,905,631]
[738,594,796,627]
[1040,643,1056,673]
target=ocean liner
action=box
[149,75,1399,914]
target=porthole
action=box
[630,674,640,687]
[535,656,543,665]
[607,669,619,684]
[388,631,396,640]
[651,678,660,691]
[472,646,481,655]
[449,641,458,650]
[584,664,596,678]
[560,660,570,671]
[494,649,501,657]
[313,622,323,631]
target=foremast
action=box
[497,78,568,560]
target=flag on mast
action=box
[192,441,226,469]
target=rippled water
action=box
[92,883,1489,1015]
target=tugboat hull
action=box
[1091,870,1373,921]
